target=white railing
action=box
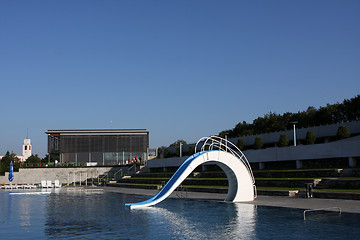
[114,169,123,181]
[195,136,255,185]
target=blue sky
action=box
[1,0,359,157]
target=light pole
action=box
[180,142,183,157]
[225,135,228,149]
[290,121,298,146]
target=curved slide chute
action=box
[125,136,256,209]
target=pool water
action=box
[0,189,359,239]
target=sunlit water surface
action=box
[0,189,359,239]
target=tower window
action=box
[25,146,27,150]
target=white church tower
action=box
[22,132,32,161]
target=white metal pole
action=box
[180,143,182,157]
[293,123,297,146]
[225,135,228,150]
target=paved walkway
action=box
[99,186,360,214]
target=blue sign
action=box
[8,161,14,182]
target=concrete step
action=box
[109,183,159,190]
[119,178,229,186]
[255,178,321,188]
[314,178,360,189]
[253,169,343,178]
[136,172,175,178]
[121,175,325,188]
[313,190,360,200]
[257,189,302,197]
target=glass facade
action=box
[46,130,149,166]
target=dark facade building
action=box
[46,129,149,166]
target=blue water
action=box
[0,189,359,239]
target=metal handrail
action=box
[99,172,109,184]
[127,164,137,175]
[195,136,255,185]
[176,185,188,198]
[114,169,123,181]
[303,207,341,220]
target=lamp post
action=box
[179,142,183,157]
[290,121,298,146]
[225,135,228,149]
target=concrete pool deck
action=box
[98,186,360,214]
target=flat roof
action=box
[46,129,148,136]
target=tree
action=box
[218,95,360,139]
[164,148,171,158]
[26,154,41,164]
[336,125,350,140]
[169,139,187,147]
[254,137,263,150]
[236,139,245,151]
[305,131,316,145]
[42,154,60,163]
[0,151,20,174]
[233,121,253,137]
[342,95,360,121]
[157,147,164,158]
[278,134,289,147]
[219,130,231,138]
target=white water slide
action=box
[125,136,256,209]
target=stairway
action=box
[109,167,360,200]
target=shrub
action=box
[336,125,350,140]
[254,137,263,150]
[305,130,316,145]
[237,139,245,151]
[278,134,289,147]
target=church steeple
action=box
[22,130,32,161]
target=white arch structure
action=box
[125,136,256,209]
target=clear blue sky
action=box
[1,0,359,157]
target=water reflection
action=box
[44,191,257,239]
[45,190,107,237]
[0,191,48,239]
[140,200,256,239]
[228,203,256,238]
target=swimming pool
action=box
[0,188,359,239]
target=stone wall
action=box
[0,167,111,185]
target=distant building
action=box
[0,138,32,162]
[22,138,32,161]
[45,129,149,166]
